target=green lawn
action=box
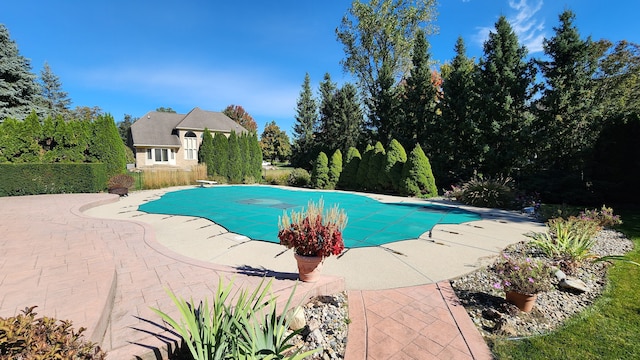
[491,210,640,359]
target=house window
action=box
[146,149,152,160]
[184,131,197,160]
[154,148,169,162]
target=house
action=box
[129,107,247,169]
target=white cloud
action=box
[508,0,545,53]
[473,0,546,54]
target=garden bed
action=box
[450,229,634,340]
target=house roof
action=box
[130,107,247,147]
[178,107,247,133]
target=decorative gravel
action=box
[289,292,349,359]
[450,229,634,339]
[285,230,633,358]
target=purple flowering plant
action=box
[492,253,553,295]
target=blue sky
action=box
[3,1,638,134]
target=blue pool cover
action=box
[138,186,480,248]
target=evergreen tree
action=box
[239,132,251,181]
[475,16,537,176]
[327,149,343,190]
[199,128,215,176]
[291,73,318,169]
[69,106,103,122]
[402,29,438,151]
[227,132,242,183]
[338,146,361,189]
[211,132,229,178]
[39,62,71,118]
[316,73,338,152]
[156,107,177,113]
[536,10,597,173]
[439,37,479,185]
[367,141,386,191]
[311,151,330,189]
[384,139,407,192]
[249,132,263,181]
[369,58,401,145]
[0,113,41,162]
[88,114,127,178]
[400,144,437,198]
[43,118,90,163]
[0,24,42,121]
[117,114,137,145]
[333,83,364,155]
[356,144,374,189]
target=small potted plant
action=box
[107,174,135,197]
[277,198,347,282]
[492,253,553,312]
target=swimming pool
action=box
[138,185,480,248]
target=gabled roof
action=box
[130,111,183,147]
[178,107,247,133]
[130,107,247,147]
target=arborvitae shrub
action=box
[211,132,229,179]
[227,132,242,183]
[249,132,263,181]
[400,144,438,198]
[88,114,127,179]
[0,163,107,196]
[368,141,386,191]
[356,144,374,190]
[338,147,361,189]
[311,152,330,189]
[327,149,342,190]
[385,139,408,192]
[199,128,215,176]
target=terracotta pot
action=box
[506,291,538,312]
[294,254,323,282]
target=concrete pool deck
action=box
[1,186,545,359]
[87,185,546,291]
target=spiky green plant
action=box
[151,278,320,360]
[528,218,596,273]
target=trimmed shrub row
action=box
[0,163,107,196]
[309,140,438,198]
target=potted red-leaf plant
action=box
[277,198,347,282]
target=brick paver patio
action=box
[0,193,491,359]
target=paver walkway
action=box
[0,190,532,359]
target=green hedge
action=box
[0,163,107,196]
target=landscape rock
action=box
[559,277,589,293]
[287,306,307,331]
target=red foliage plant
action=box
[277,199,347,257]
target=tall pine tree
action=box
[439,37,479,185]
[333,83,364,155]
[475,16,536,176]
[536,10,597,173]
[402,29,438,152]
[291,73,318,169]
[316,73,338,153]
[39,62,71,118]
[0,24,42,121]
